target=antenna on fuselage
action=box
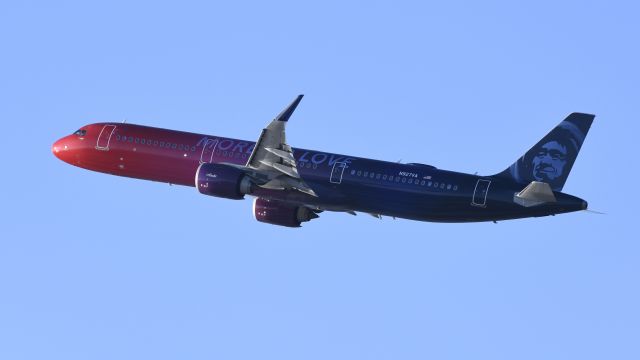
[122,118,127,123]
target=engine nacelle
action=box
[196,163,253,200]
[253,198,319,227]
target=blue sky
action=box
[1,1,638,359]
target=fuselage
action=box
[53,122,587,222]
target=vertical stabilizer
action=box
[495,113,594,191]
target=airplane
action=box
[52,95,594,227]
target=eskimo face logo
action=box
[532,140,568,182]
[501,115,592,192]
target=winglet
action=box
[274,94,304,122]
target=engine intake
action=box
[196,163,252,200]
[253,198,319,227]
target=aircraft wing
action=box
[232,95,317,197]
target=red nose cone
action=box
[52,138,69,162]
[52,140,61,157]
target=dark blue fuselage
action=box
[251,149,587,222]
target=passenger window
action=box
[382,174,388,180]
[376,173,381,180]
[434,182,439,188]
[408,178,413,184]
[363,171,369,177]
[357,170,362,176]
[402,178,407,183]
[420,180,425,186]
[172,143,177,149]
[440,183,445,189]
[135,138,139,143]
[447,184,452,190]
[370,172,375,179]
[453,185,458,191]
[350,170,356,175]
[395,177,400,182]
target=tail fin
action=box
[494,112,594,191]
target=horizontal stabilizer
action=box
[514,181,557,207]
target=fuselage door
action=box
[472,179,491,207]
[330,162,347,184]
[200,139,218,164]
[96,125,117,151]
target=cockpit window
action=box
[73,129,87,136]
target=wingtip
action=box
[568,112,596,120]
[275,94,305,122]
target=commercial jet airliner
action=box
[52,95,594,227]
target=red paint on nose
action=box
[52,138,68,161]
[52,139,61,156]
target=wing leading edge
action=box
[229,95,317,196]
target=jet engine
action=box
[253,198,319,227]
[196,163,253,200]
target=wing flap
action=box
[242,95,316,197]
[265,147,296,165]
[259,160,300,178]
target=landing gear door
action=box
[472,179,491,207]
[330,162,347,184]
[96,125,117,151]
